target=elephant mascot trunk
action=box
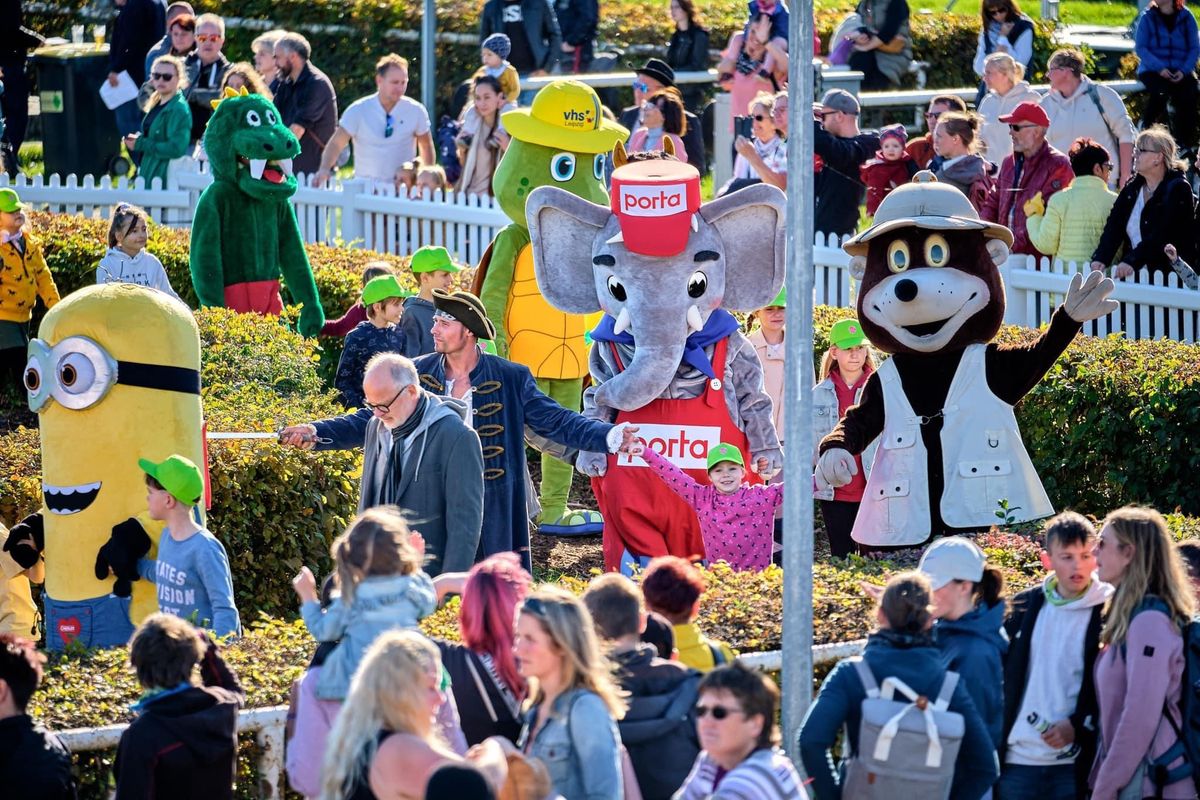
[527,157,787,570]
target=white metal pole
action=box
[781,0,816,765]
[421,0,437,117]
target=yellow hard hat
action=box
[502,79,629,154]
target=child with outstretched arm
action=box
[631,441,783,571]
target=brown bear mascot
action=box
[816,173,1117,548]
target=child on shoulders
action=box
[136,454,241,638]
[292,506,436,702]
[860,124,917,217]
[474,34,520,106]
[334,274,409,408]
[633,441,783,571]
[97,203,181,301]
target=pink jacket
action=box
[980,140,1074,257]
[627,128,688,162]
[641,447,783,571]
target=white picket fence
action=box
[3,171,1198,341]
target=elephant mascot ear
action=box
[698,184,787,311]
[526,185,612,314]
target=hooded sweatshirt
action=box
[936,599,1009,751]
[114,645,244,799]
[613,644,702,800]
[932,153,994,212]
[96,247,181,301]
[312,393,484,576]
[1006,575,1112,766]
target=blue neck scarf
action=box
[590,308,740,379]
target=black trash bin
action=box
[32,44,123,179]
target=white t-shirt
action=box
[339,93,431,182]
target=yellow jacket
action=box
[0,524,41,638]
[1025,175,1117,266]
[0,231,60,323]
[674,621,737,672]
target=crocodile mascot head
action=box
[206,87,300,201]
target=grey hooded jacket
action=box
[312,392,485,576]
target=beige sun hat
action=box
[843,171,1014,257]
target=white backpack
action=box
[841,658,965,800]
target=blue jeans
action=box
[997,763,1078,800]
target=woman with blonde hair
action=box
[930,111,995,211]
[976,51,1039,162]
[320,630,507,800]
[1091,125,1197,280]
[513,585,626,799]
[126,54,192,186]
[1090,506,1196,800]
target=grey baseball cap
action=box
[919,536,986,590]
[819,89,860,115]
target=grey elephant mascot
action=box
[526,154,785,571]
[816,174,1117,547]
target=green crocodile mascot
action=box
[189,87,324,337]
[472,79,627,536]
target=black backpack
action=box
[435,115,462,186]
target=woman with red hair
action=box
[641,556,736,672]
[433,552,531,745]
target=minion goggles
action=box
[24,335,201,412]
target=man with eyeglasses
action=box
[980,101,1075,257]
[618,59,706,175]
[906,94,967,170]
[280,353,485,576]
[413,290,637,571]
[313,54,433,188]
[181,13,230,143]
[813,89,879,238]
[272,32,338,177]
[1039,48,1135,189]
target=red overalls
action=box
[592,336,761,571]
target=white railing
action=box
[59,705,288,799]
[4,170,1197,341]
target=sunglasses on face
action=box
[1008,123,1038,131]
[150,71,176,82]
[987,7,1007,14]
[753,114,768,122]
[695,703,744,720]
[385,113,394,138]
[363,385,408,413]
[632,81,649,93]
[924,111,943,121]
[196,33,221,43]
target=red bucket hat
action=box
[609,159,702,257]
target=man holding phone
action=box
[812,88,879,238]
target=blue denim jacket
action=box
[519,688,623,800]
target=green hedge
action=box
[25,0,1063,118]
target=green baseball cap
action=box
[829,318,868,349]
[362,275,410,306]
[139,454,204,505]
[766,286,786,308]
[410,245,461,274]
[706,443,745,471]
[0,188,28,213]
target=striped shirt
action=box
[675,748,803,799]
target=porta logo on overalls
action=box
[619,184,688,217]
[617,424,722,469]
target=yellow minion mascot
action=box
[5,284,203,650]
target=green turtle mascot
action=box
[473,79,627,538]
[188,86,325,337]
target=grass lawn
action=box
[813,0,1137,27]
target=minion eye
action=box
[550,153,576,182]
[924,235,950,267]
[23,360,41,393]
[48,337,117,410]
[887,241,910,274]
[593,154,606,181]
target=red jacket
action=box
[860,154,918,216]
[980,141,1075,257]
